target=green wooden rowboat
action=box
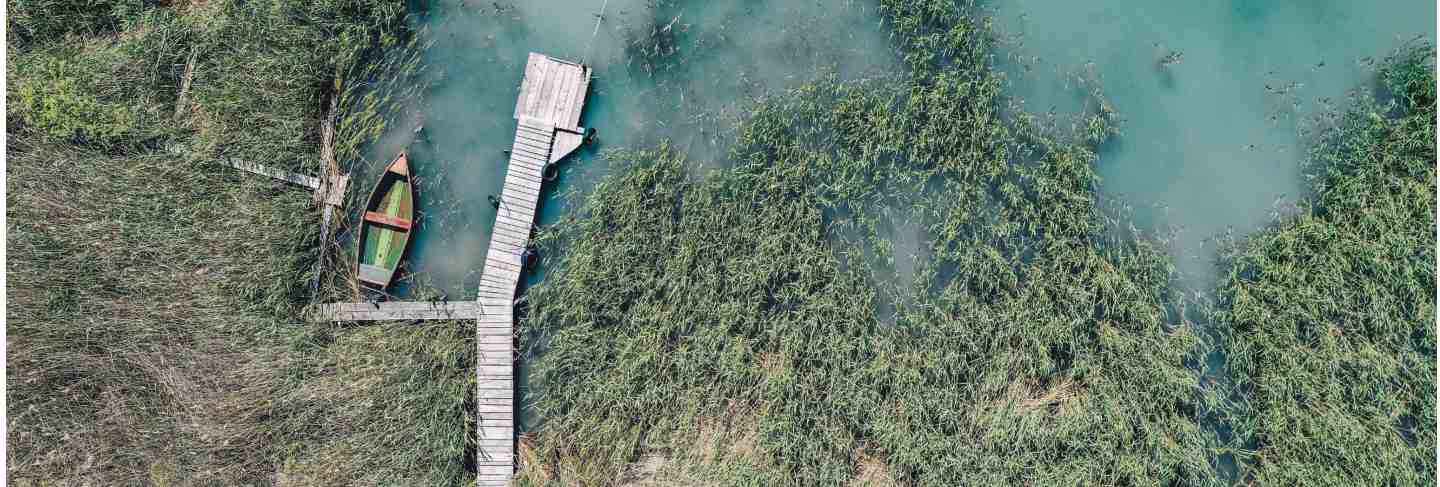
[355,152,415,290]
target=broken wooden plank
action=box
[221,159,320,189]
[315,300,477,322]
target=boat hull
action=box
[355,153,415,290]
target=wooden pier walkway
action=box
[475,53,591,487]
[302,53,589,485]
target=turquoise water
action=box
[993,0,1435,284]
[396,1,1434,295]
[399,0,896,296]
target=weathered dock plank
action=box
[514,52,591,133]
[221,159,321,189]
[316,301,476,322]
[474,52,589,487]
[551,129,585,164]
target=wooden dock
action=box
[313,300,476,321]
[302,53,589,485]
[475,53,591,486]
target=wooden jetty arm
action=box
[315,300,477,321]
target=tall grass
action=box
[6,0,160,48]
[8,1,469,484]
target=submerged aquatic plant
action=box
[1160,50,1185,68]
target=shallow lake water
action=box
[390,1,1436,297]
[993,0,1435,284]
[988,2,1433,476]
[359,0,1434,442]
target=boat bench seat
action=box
[358,263,394,286]
[365,211,412,230]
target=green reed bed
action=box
[1214,44,1436,486]
[517,2,1221,485]
[518,1,1435,486]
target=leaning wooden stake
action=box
[174,48,198,121]
[312,89,345,294]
